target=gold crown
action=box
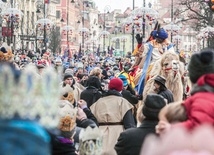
[58,101,77,132]
[0,63,61,128]
[79,127,103,155]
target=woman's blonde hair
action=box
[89,67,102,77]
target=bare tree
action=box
[175,0,214,48]
[49,26,61,54]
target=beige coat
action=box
[90,95,133,155]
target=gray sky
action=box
[93,0,145,13]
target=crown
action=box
[58,101,77,132]
[0,63,61,129]
[79,127,103,155]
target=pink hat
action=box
[108,78,123,92]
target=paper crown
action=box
[58,100,77,132]
[79,127,103,155]
[0,63,61,129]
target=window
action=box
[56,11,60,19]
[116,38,120,49]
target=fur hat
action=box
[188,48,214,83]
[108,78,123,91]
[143,94,166,120]
[154,75,166,88]
[156,28,168,40]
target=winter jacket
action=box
[178,74,214,130]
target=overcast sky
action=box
[93,0,147,12]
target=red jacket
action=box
[178,74,214,130]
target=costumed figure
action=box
[79,127,103,155]
[134,24,175,96]
[0,64,61,154]
[60,84,77,107]
[117,62,135,89]
[54,100,78,155]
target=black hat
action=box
[143,94,166,120]
[0,47,7,53]
[188,48,214,83]
[154,75,166,88]
[63,73,73,81]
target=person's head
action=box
[154,75,167,92]
[143,94,167,121]
[63,73,75,86]
[86,76,102,89]
[123,62,132,72]
[118,74,128,88]
[89,67,103,79]
[77,67,83,74]
[108,78,123,92]
[159,102,187,124]
[155,28,168,43]
[188,48,214,84]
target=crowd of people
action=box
[0,24,214,155]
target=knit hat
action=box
[118,74,128,87]
[143,94,166,120]
[63,73,73,81]
[188,48,214,83]
[156,28,168,40]
[108,78,123,91]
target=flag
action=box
[45,0,50,4]
[107,46,110,54]
[96,45,100,56]
[78,44,82,59]
[109,46,114,57]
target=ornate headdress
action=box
[58,100,77,132]
[0,63,61,129]
[79,127,103,155]
[60,84,75,105]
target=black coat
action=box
[158,89,174,103]
[115,120,158,155]
[80,86,102,108]
[122,89,138,105]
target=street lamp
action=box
[173,35,182,52]
[100,5,111,56]
[77,1,90,56]
[131,6,158,41]
[61,0,75,55]
[35,0,53,52]
[200,26,214,48]
[36,18,53,51]
[164,23,180,42]
[120,36,127,57]
[2,7,23,50]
